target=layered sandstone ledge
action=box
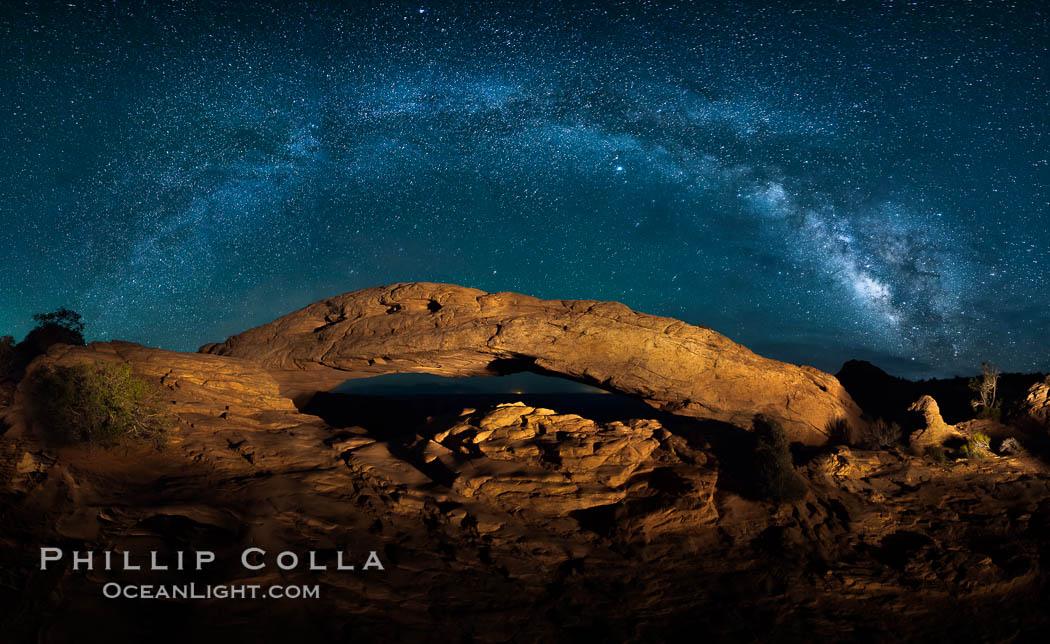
[201,282,863,444]
[1024,376,1050,429]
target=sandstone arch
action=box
[201,283,863,444]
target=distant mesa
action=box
[201,282,864,444]
[836,359,916,426]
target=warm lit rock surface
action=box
[1023,376,1050,429]
[420,402,669,513]
[4,341,297,437]
[5,342,1050,640]
[201,282,863,444]
[0,342,720,640]
[907,395,966,454]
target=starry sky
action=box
[1,1,1048,378]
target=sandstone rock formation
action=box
[202,282,863,444]
[907,395,966,455]
[1023,376,1050,429]
[6,341,1050,640]
[341,401,721,542]
[420,402,671,513]
[4,341,298,439]
[0,341,723,640]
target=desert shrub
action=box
[752,414,808,505]
[997,437,1024,456]
[856,418,902,450]
[825,417,851,444]
[958,432,992,460]
[923,445,948,463]
[28,361,173,447]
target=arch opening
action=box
[301,371,663,438]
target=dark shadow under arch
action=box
[302,371,664,436]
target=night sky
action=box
[1,1,1047,378]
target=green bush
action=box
[752,414,808,505]
[28,361,173,447]
[959,432,992,460]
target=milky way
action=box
[1,1,1048,378]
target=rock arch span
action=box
[201,283,863,444]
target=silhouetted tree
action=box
[0,335,14,375]
[7,308,87,376]
[31,308,85,335]
[969,361,1001,420]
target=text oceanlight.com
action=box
[102,583,321,600]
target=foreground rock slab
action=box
[4,342,1050,641]
[202,282,863,444]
